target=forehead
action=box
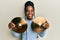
[26,6,33,10]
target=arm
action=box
[39,21,49,37]
[39,30,46,37]
[8,22,21,38]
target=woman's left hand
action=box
[43,22,49,29]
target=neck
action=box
[25,16,34,20]
[27,18,33,20]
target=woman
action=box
[8,1,49,40]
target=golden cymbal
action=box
[31,17,47,33]
[11,17,27,33]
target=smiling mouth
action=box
[28,14,32,17]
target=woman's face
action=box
[25,6,34,20]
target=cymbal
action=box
[31,17,47,33]
[11,17,27,33]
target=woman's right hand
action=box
[8,22,15,29]
[8,22,20,33]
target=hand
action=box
[8,22,20,33]
[43,22,49,29]
[8,22,15,29]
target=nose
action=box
[28,11,32,14]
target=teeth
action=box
[29,14,32,16]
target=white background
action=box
[0,0,60,40]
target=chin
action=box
[27,17,33,20]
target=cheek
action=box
[25,12,28,16]
[30,12,34,17]
[32,12,34,15]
